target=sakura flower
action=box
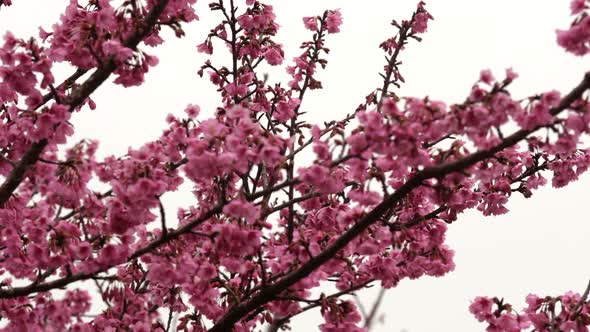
[197,39,213,54]
[412,11,430,33]
[185,104,200,118]
[326,9,343,33]
[303,16,318,31]
[479,69,495,85]
[264,47,284,65]
[222,198,260,223]
[469,297,495,322]
[571,0,587,14]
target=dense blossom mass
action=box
[0,0,589,331]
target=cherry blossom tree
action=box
[0,0,590,331]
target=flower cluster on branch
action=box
[0,0,589,331]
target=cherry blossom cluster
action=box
[286,9,342,91]
[0,0,589,331]
[470,287,590,332]
[46,0,197,86]
[558,0,590,55]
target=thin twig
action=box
[364,288,386,330]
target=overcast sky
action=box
[1,1,589,331]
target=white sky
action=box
[1,1,589,331]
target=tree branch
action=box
[266,280,373,332]
[207,72,590,332]
[364,288,386,330]
[571,278,590,320]
[287,14,328,243]
[0,174,298,298]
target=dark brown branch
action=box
[35,68,88,112]
[423,134,455,149]
[261,192,320,218]
[389,205,447,231]
[207,72,590,332]
[129,203,223,260]
[158,196,168,237]
[0,176,296,298]
[266,280,373,332]
[571,278,590,320]
[0,155,356,298]
[165,306,174,332]
[0,140,47,206]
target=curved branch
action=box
[267,280,373,332]
[0,140,47,206]
[207,72,590,332]
[364,287,386,330]
[35,68,88,112]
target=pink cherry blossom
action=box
[0,1,589,332]
[264,47,284,65]
[303,16,318,31]
[325,9,343,33]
